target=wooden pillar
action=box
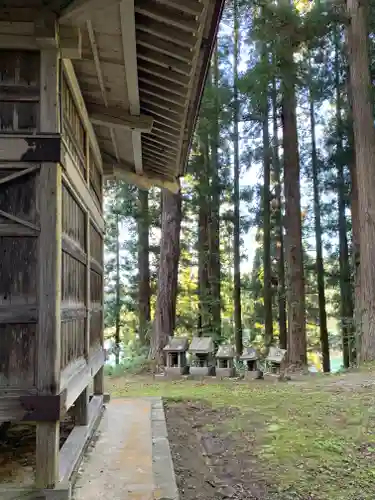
[75,209,91,425]
[93,217,105,395]
[74,387,89,426]
[36,44,61,489]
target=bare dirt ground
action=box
[0,415,74,486]
[165,399,269,500]
[110,370,375,500]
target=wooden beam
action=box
[0,224,38,236]
[60,25,82,59]
[59,395,103,485]
[0,165,40,186]
[120,0,143,175]
[0,389,37,423]
[35,17,82,60]
[59,0,121,24]
[103,152,180,193]
[0,134,61,163]
[87,103,153,132]
[114,165,180,193]
[60,350,105,411]
[35,14,58,48]
[0,305,38,324]
[86,19,120,163]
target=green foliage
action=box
[102,0,363,367]
[104,352,149,377]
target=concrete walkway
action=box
[72,397,179,500]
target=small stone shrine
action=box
[266,346,287,374]
[216,344,236,378]
[241,347,262,379]
[189,336,215,376]
[163,337,189,376]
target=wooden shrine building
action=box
[0,0,224,497]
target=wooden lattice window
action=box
[61,74,86,177]
[0,50,40,132]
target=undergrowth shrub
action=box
[105,345,151,376]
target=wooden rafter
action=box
[143,135,178,152]
[138,73,187,97]
[175,0,210,170]
[136,32,193,63]
[135,0,200,33]
[120,0,143,175]
[137,61,190,86]
[139,92,184,115]
[154,0,204,17]
[135,15,197,48]
[86,20,120,162]
[139,82,187,107]
[56,0,225,190]
[137,48,192,76]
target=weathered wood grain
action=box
[36,46,61,490]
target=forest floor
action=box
[107,368,375,500]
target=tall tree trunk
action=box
[198,136,211,336]
[151,190,182,367]
[346,63,360,364]
[280,5,306,366]
[138,189,151,345]
[209,46,221,341]
[346,0,375,361]
[309,83,330,372]
[335,31,354,367]
[263,87,273,350]
[115,212,121,365]
[233,0,242,356]
[271,76,287,349]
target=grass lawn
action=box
[107,373,375,499]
